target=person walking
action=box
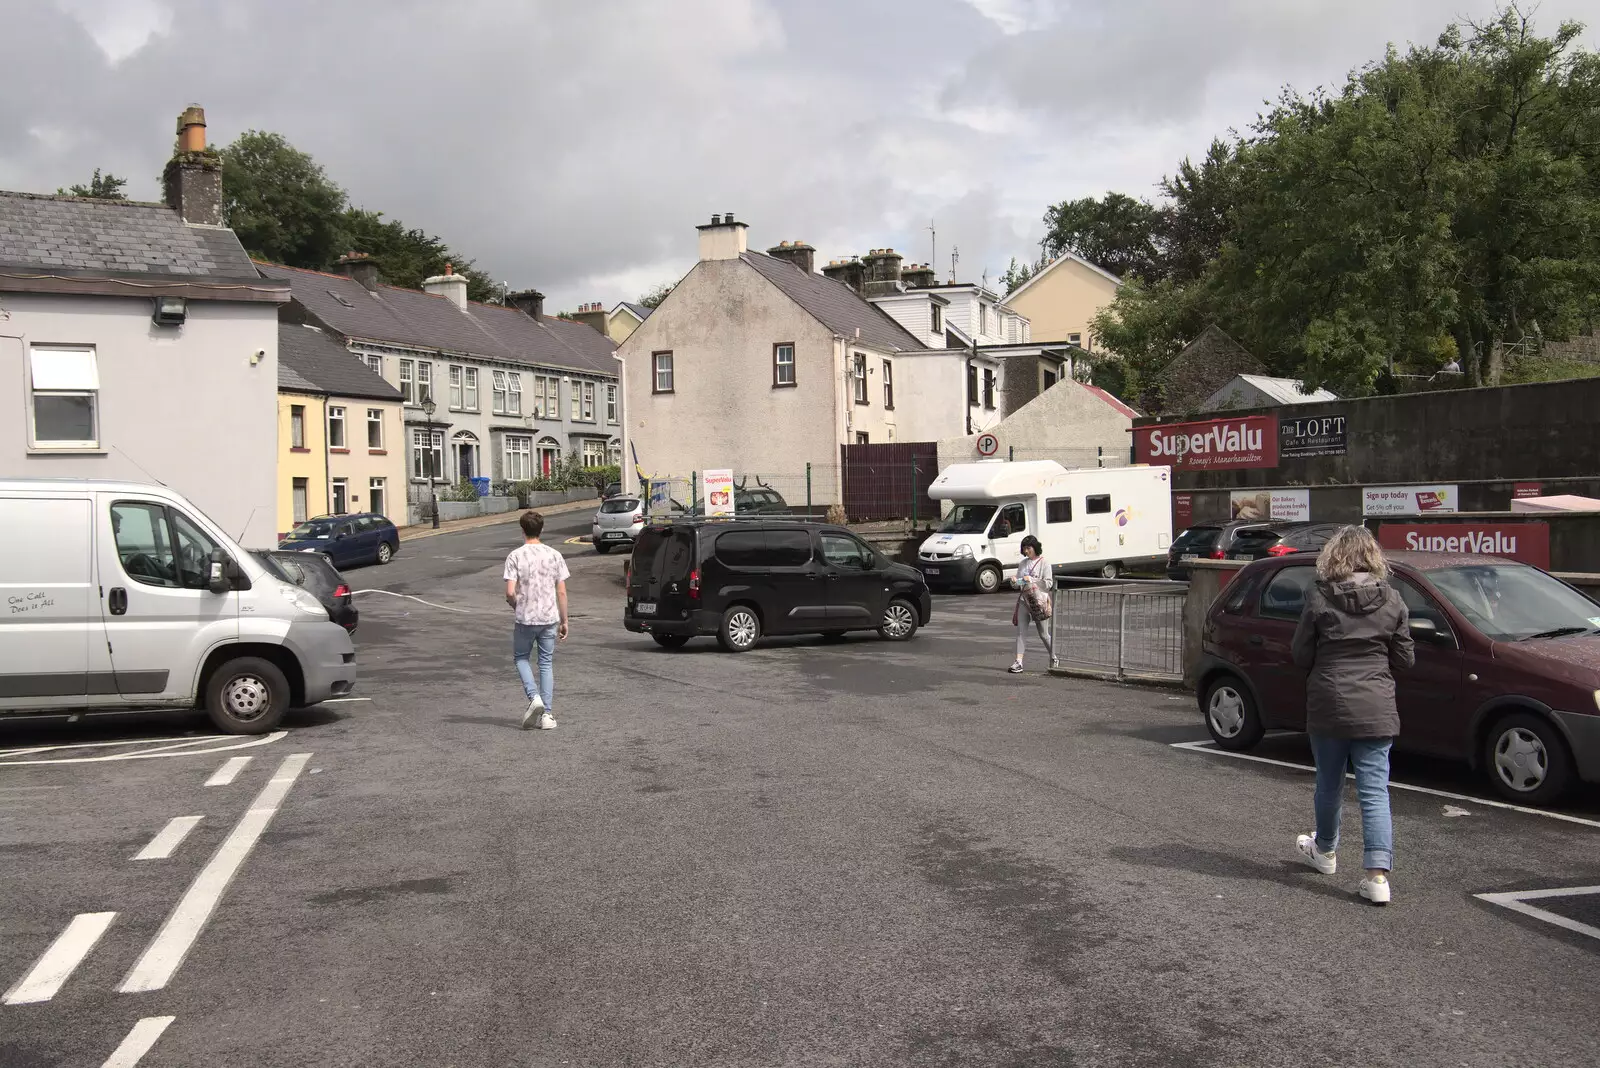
[504,511,570,730]
[1291,525,1414,904]
[1009,535,1056,674]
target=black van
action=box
[625,520,933,652]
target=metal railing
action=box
[1050,580,1186,683]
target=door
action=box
[458,443,475,480]
[988,502,1028,574]
[101,498,239,703]
[0,496,102,709]
[758,528,825,632]
[1391,575,1465,757]
[819,532,887,626]
[1081,493,1112,557]
[1249,564,1317,728]
[331,479,349,516]
[328,520,359,567]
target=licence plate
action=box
[603,531,627,539]
[635,602,657,616]
[1181,555,1198,562]
[924,567,940,575]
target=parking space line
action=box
[1170,740,1600,830]
[3,911,117,1005]
[1475,885,1600,942]
[204,756,251,787]
[101,1016,175,1068]
[120,753,311,994]
[322,697,371,703]
[132,816,203,861]
[0,732,286,767]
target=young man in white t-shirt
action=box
[503,511,570,729]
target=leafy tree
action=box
[1040,192,1160,281]
[638,282,676,309]
[1000,255,1047,295]
[1154,140,1242,286]
[58,168,128,199]
[220,131,348,268]
[336,208,497,302]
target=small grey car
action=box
[591,495,645,554]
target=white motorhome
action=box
[917,461,1173,592]
[0,479,356,733]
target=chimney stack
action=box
[333,251,380,292]
[766,240,816,275]
[162,104,223,227]
[696,212,748,262]
[423,262,469,310]
[861,248,904,297]
[571,301,610,336]
[506,288,546,320]
[903,262,937,289]
[821,256,866,294]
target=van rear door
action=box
[628,525,697,621]
[0,495,99,709]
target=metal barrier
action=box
[1050,581,1187,683]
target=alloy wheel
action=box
[882,602,915,639]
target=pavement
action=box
[397,496,599,543]
[2,510,1598,1067]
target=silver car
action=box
[591,495,645,554]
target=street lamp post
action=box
[422,395,440,529]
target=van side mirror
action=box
[207,549,235,594]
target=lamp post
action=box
[422,394,440,529]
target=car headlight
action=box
[954,544,974,559]
[278,585,327,617]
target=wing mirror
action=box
[1409,618,1444,642]
[206,548,234,594]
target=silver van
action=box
[0,479,356,734]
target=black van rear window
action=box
[633,527,694,583]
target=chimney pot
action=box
[724,212,735,224]
[334,251,381,292]
[163,104,223,226]
[697,211,748,261]
[711,214,722,225]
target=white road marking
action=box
[204,756,252,787]
[3,912,117,1005]
[101,1016,176,1068]
[1476,885,1600,942]
[119,753,312,994]
[350,589,473,614]
[0,732,286,767]
[132,816,204,861]
[321,697,371,703]
[1443,805,1473,818]
[1169,740,1600,830]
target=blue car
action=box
[278,513,399,569]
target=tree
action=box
[1154,140,1242,286]
[57,168,128,200]
[1000,256,1044,295]
[336,208,498,302]
[1040,192,1160,281]
[638,282,676,309]
[220,130,348,268]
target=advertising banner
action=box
[1133,415,1278,471]
[1173,493,1193,531]
[1229,488,1311,522]
[1513,482,1544,500]
[1279,414,1347,458]
[1362,485,1458,516]
[701,469,735,517]
[1377,522,1550,569]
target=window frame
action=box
[416,361,433,407]
[1045,497,1072,524]
[820,532,874,571]
[852,353,868,406]
[331,477,348,515]
[582,380,595,421]
[492,370,509,415]
[582,439,606,466]
[571,381,582,421]
[967,363,978,407]
[1258,565,1317,622]
[411,427,444,481]
[1085,494,1112,515]
[773,342,797,388]
[448,365,463,409]
[606,383,619,423]
[508,372,523,416]
[653,351,675,394]
[364,353,383,375]
[930,303,943,334]
[882,359,894,410]
[369,477,387,518]
[463,367,479,411]
[290,404,306,450]
[504,434,532,482]
[28,345,100,451]
[982,367,996,410]
[327,405,346,450]
[366,408,384,450]
[399,359,415,405]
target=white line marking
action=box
[1169,740,1600,830]
[3,912,117,1005]
[132,816,204,861]
[1476,886,1600,942]
[119,753,311,994]
[321,697,371,703]
[204,756,252,787]
[0,732,286,767]
[101,1016,176,1068]
[350,588,473,613]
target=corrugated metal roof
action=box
[0,191,256,276]
[277,323,403,401]
[1233,373,1338,405]
[741,251,923,353]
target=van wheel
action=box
[376,542,394,565]
[206,657,290,735]
[975,564,1002,594]
[1099,561,1122,580]
[1203,676,1264,751]
[718,605,761,652]
[878,599,919,641]
[651,633,690,649]
[1484,712,1573,805]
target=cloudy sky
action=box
[4,0,1595,311]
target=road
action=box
[2,510,1598,1067]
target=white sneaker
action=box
[1359,874,1392,905]
[1008,660,1024,674]
[521,694,544,730]
[1050,656,1060,669]
[1296,834,1337,875]
[535,712,558,730]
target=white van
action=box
[0,479,356,733]
[917,461,1174,592]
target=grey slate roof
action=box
[617,300,652,321]
[278,324,403,401]
[741,252,923,353]
[257,262,617,377]
[0,191,256,276]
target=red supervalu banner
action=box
[1134,415,1279,471]
[1377,522,1551,569]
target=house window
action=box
[967,364,978,407]
[449,365,463,409]
[1043,369,1057,390]
[582,439,606,466]
[534,375,560,418]
[327,405,346,449]
[582,381,595,420]
[292,478,309,524]
[331,477,348,515]
[28,346,99,449]
[399,359,415,405]
[290,404,306,449]
[930,303,943,334]
[413,361,432,406]
[463,368,479,410]
[504,435,532,481]
[412,427,444,480]
[982,368,996,410]
[492,371,508,414]
[508,373,523,416]
[855,431,869,445]
[606,384,618,424]
[852,353,868,405]
[653,351,674,393]
[1069,332,1082,346]
[367,408,384,449]
[773,343,796,387]
[882,360,894,410]
[369,477,386,518]
[979,303,989,336]
[571,381,582,421]
[363,353,382,374]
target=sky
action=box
[3,0,1596,313]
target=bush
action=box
[442,478,481,502]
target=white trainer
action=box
[521,694,544,730]
[1359,874,1392,905]
[1296,834,1337,875]
[535,712,558,730]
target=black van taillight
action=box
[688,568,701,600]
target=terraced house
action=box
[258,258,620,524]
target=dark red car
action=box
[1195,552,1600,805]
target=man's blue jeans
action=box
[513,622,558,712]
[1307,734,1395,871]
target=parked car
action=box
[1167,521,1298,579]
[624,519,932,651]
[690,486,793,516]
[1195,551,1600,805]
[1225,522,1343,562]
[279,513,399,568]
[592,495,646,554]
[602,482,624,500]
[254,550,358,633]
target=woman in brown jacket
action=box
[1291,526,1414,905]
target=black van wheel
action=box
[975,564,1002,594]
[1099,561,1122,580]
[1203,676,1264,751]
[206,657,290,735]
[878,599,919,641]
[718,605,761,652]
[1484,712,1573,805]
[652,633,690,650]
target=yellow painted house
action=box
[276,323,406,537]
[606,300,652,344]
[1003,252,1122,351]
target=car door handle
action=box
[1247,634,1264,646]
[108,588,128,616]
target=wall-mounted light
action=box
[152,295,187,327]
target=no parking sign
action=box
[976,433,1000,457]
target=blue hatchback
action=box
[278,513,399,569]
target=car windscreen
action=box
[286,520,335,540]
[1426,564,1600,642]
[601,498,641,514]
[940,504,996,534]
[1172,526,1221,552]
[631,527,695,585]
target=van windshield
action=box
[940,504,996,534]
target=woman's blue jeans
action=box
[1307,734,1394,872]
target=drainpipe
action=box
[322,396,333,514]
[612,351,629,495]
